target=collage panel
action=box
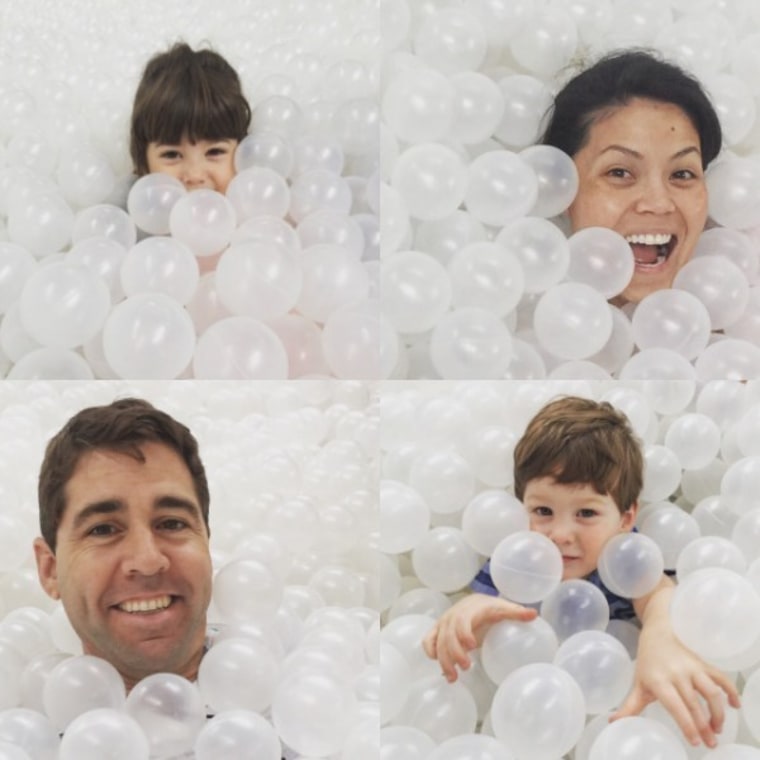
[381,2,760,380]
[0,379,380,758]
[0,0,380,381]
[379,378,760,756]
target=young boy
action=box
[423,396,740,749]
[129,42,251,194]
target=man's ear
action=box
[621,501,638,531]
[33,537,60,600]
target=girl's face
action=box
[568,98,708,304]
[146,136,238,194]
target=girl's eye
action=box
[160,150,181,160]
[207,147,228,157]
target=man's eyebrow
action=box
[71,496,202,531]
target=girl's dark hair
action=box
[542,50,722,168]
[130,42,251,175]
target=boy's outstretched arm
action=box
[610,576,741,748]
[423,593,537,682]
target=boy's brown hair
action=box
[513,396,643,513]
[38,398,210,553]
[130,42,251,175]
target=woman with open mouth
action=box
[542,50,722,305]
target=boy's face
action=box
[146,136,238,194]
[523,476,637,580]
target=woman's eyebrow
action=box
[598,144,701,161]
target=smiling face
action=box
[146,136,237,193]
[568,97,708,303]
[33,442,212,690]
[523,476,636,580]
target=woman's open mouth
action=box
[624,233,677,269]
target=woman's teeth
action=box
[624,233,672,246]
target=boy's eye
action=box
[532,506,553,517]
[578,508,598,518]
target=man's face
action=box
[34,442,212,688]
[523,476,636,580]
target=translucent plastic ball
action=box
[0,742,32,760]
[0,709,59,760]
[297,209,364,258]
[554,630,633,715]
[296,244,369,323]
[640,506,700,570]
[120,236,199,305]
[197,637,279,714]
[58,708,149,760]
[380,641,411,725]
[414,8,488,73]
[491,663,586,760]
[225,167,290,222]
[630,289,712,360]
[565,227,635,298]
[519,145,579,219]
[382,68,454,144]
[495,217,570,293]
[731,509,760,565]
[125,673,205,758]
[510,6,578,77]
[676,536,748,579]
[7,191,74,257]
[382,250,452,333]
[0,243,37,315]
[42,655,126,731]
[391,143,467,221]
[215,241,301,320]
[213,558,283,624]
[588,716,687,760]
[670,568,760,660]
[409,448,474,515]
[234,132,294,178]
[193,317,288,379]
[464,151,538,226]
[126,173,186,235]
[673,254,750,330]
[736,404,760,457]
[706,157,760,230]
[694,227,759,284]
[379,480,430,554]
[461,490,529,557]
[494,75,554,149]
[427,734,514,760]
[694,338,760,381]
[411,527,481,593]
[428,307,513,379]
[194,710,281,760]
[534,282,613,360]
[489,531,564,604]
[540,579,610,642]
[102,293,196,379]
[380,725,435,760]
[481,617,559,685]
[721,456,760,516]
[597,532,665,600]
[168,189,236,257]
[19,262,110,349]
[449,72,505,145]
[288,169,352,223]
[447,242,525,317]
[271,672,358,757]
[641,445,683,502]
[400,675,477,744]
[663,412,721,470]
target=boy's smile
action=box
[523,477,637,580]
[146,136,238,194]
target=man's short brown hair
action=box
[513,396,643,513]
[130,42,251,175]
[38,398,209,552]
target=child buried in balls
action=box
[423,396,740,749]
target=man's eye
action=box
[88,524,115,537]
[159,518,188,531]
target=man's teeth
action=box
[117,595,172,613]
[624,233,672,245]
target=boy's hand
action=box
[422,593,537,682]
[610,621,740,748]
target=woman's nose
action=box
[635,176,676,214]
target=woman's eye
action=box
[606,167,630,179]
[672,169,697,180]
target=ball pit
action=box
[380,379,760,755]
[383,2,760,379]
[0,0,380,379]
[0,380,378,759]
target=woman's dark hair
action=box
[542,50,722,168]
[130,42,251,175]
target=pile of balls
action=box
[0,380,379,759]
[0,0,381,379]
[382,0,760,380]
[379,379,760,757]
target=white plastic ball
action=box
[540,579,610,642]
[588,716,686,760]
[194,710,281,760]
[520,145,579,219]
[168,189,236,257]
[597,532,665,600]
[481,617,558,685]
[663,413,721,470]
[58,708,148,760]
[126,173,187,236]
[411,527,481,593]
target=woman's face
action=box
[568,97,707,303]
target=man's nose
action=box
[121,528,170,576]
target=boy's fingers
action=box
[693,672,725,734]
[609,685,649,722]
[422,626,437,658]
[655,683,702,747]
